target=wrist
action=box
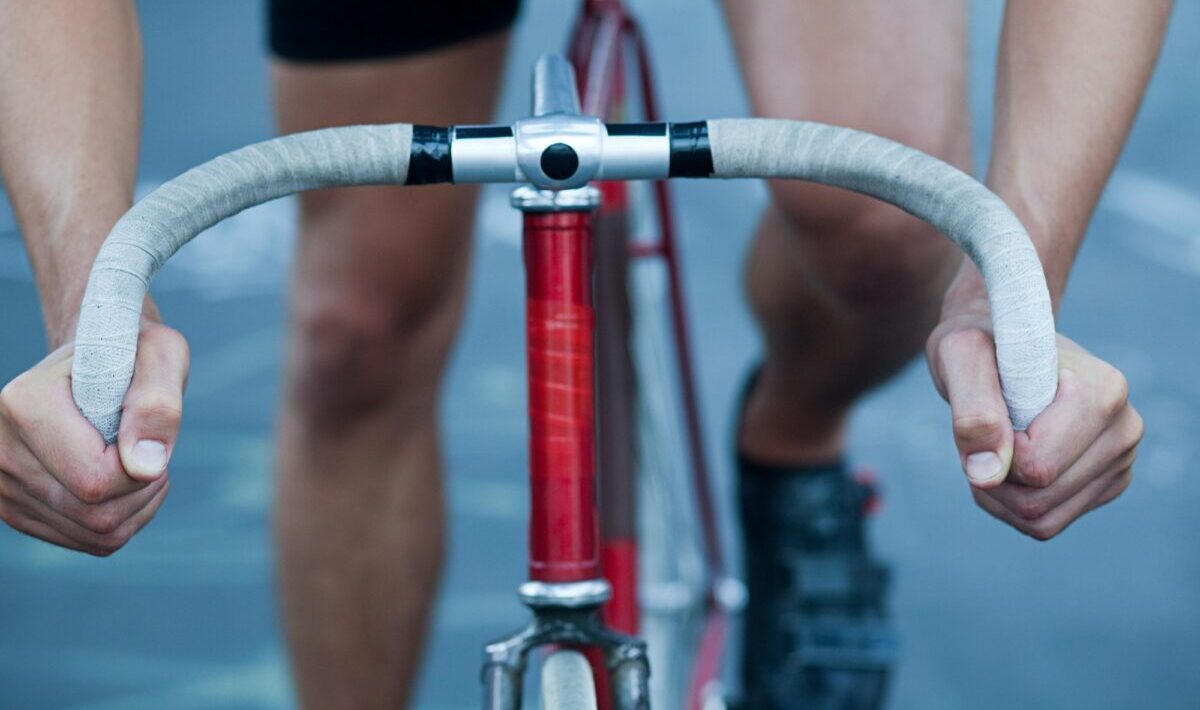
[939,263,990,322]
[986,169,1076,310]
[25,208,135,349]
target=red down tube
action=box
[524,211,602,584]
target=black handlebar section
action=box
[667,122,714,178]
[406,125,453,185]
[404,120,713,186]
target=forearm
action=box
[949,0,1172,311]
[0,0,146,347]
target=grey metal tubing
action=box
[533,53,582,117]
[610,658,652,710]
[481,663,522,710]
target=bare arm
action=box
[928,0,1170,539]
[0,0,185,556]
[0,0,147,347]
[982,0,1173,303]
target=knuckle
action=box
[95,530,133,556]
[68,466,117,505]
[938,327,993,362]
[1118,448,1137,477]
[1011,494,1049,522]
[1100,368,1130,415]
[1022,515,1060,544]
[82,506,124,535]
[1,508,39,539]
[138,325,192,387]
[144,323,189,354]
[74,483,109,506]
[0,376,32,425]
[970,488,996,514]
[953,411,1005,445]
[1116,470,1134,496]
[1014,456,1056,488]
[128,400,183,428]
[0,504,18,530]
[1126,410,1146,449]
[1026,519,1061,542]
[88,541,120,558]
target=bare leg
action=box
[722,5,974,706]
[271,33,509,709]
[723,0,971,463]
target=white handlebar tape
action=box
[72,117,1056,443]
[72,123,414,442]
[708,119,1058,429]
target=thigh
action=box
[270,23,512,394]
[725,0,971,301]
[724,0,970,163]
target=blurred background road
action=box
[2,1,1198,708]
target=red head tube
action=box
[523,210,602,583]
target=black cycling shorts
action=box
[268,0,522,62]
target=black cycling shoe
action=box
[734,370,897,710]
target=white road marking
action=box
[450,478,527,521]
[477,185,522,249]
[435,590,524,630]
[63,647,292,710]
[0,231,33,282]
[2,181,519,296]
[185,326,284,399]
[1103,169,1200,276]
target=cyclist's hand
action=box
[926,300,1142,540]
[0,321,188,555]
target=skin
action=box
[727,0,1168,540]
[0,0,181,555]
[271,35,509,707]
[726,0,972,464]
[930,0,1170,539]
[0,0,1171,706]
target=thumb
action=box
[936,329,1014,489]
[117,324,190,482]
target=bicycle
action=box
[69,19,1059,710]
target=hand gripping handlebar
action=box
[72,55,1056,443]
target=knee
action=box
[288,291,460,428]
[764,114,969,309]
[287,245,466,430]
[767,181,959,309]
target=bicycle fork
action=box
[480,185,650,710]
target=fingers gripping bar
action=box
[708,119,1058,429]
[72,124,415,441]
[72,118,1056,443]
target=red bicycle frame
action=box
[524,209,602,585]
[508,1,734,706]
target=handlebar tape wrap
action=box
[72,123,414,442]
[72,117,1057,442]
[707,119,1058,429]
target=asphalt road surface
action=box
[1,2,1198,708]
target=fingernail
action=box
[965,451,1003,484]
[130,440,168,477]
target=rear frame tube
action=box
[522,202,603,584]
[569,0,642,641]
